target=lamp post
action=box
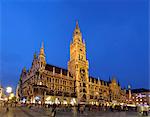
[6,86,12,111]
[6,87,12,94]
[6,86,12,102]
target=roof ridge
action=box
[46,63,68,71]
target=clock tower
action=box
[68,21,89,104]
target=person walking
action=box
[143,105,149,116]
[5,102,9,112]
[80,105,84,114]
[51,104,56,117]
[72,106,77,117]
[6,106,9,112]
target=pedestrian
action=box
[77,104,80,113]
[6,105,9,112]
[137,105,144,116]
[51,104,56,117]
[80,105,84,114]
[112,104,115,112]
[72,106,77,117]
[143,105,149,116]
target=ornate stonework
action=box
[68,21,89,104]
[18,21,126,105]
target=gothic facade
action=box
[18,22,126,105]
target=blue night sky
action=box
[0,0,149,92]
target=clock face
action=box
[80,68,85,74]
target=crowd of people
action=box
[2,102,149,117]
[47,103,149,117]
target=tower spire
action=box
[39,41,45,56]
[34,52,37,59]
[68,21,89,103]
[75,20,79,30]
[73,20,82,42]
[38,41,46,68]
[41,41,44,49]
[74,20,81,34]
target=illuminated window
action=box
[142,95,146,97]
[39,82,42,85]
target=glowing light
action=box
[10,93,14,98]
[6,87,12,94]
[35,96,40,101]
[4,97,8,101]
[63,100,67,105]
[46,96,51,101]
[55,98,60,104]
[70,98,76,105]
[39,82,42,85]
[45,101,54,104]
[22,98,26,103]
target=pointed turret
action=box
[73,20,82,42]
[38,41,46,69]
[111,76,116,83]
[41,41,44,48]
[75,20,80,30]
[39,41,45,56]
[32,52,38,66]
[23,67,26,72]
[34,52,37,59]
[74,20,81,33]
[128,85,132,100]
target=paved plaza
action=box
[0,107,149,117]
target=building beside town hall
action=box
[126,88,150,105]
[18,22,126,105]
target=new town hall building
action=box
[18,22,126,105]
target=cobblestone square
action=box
[0,107,149,117]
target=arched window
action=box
[83,89,86,93]
[83,94,86,99]
[83,83,86,87]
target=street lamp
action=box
[6,86,12,101]
[6,87,12,94]
[5,86,12,111]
